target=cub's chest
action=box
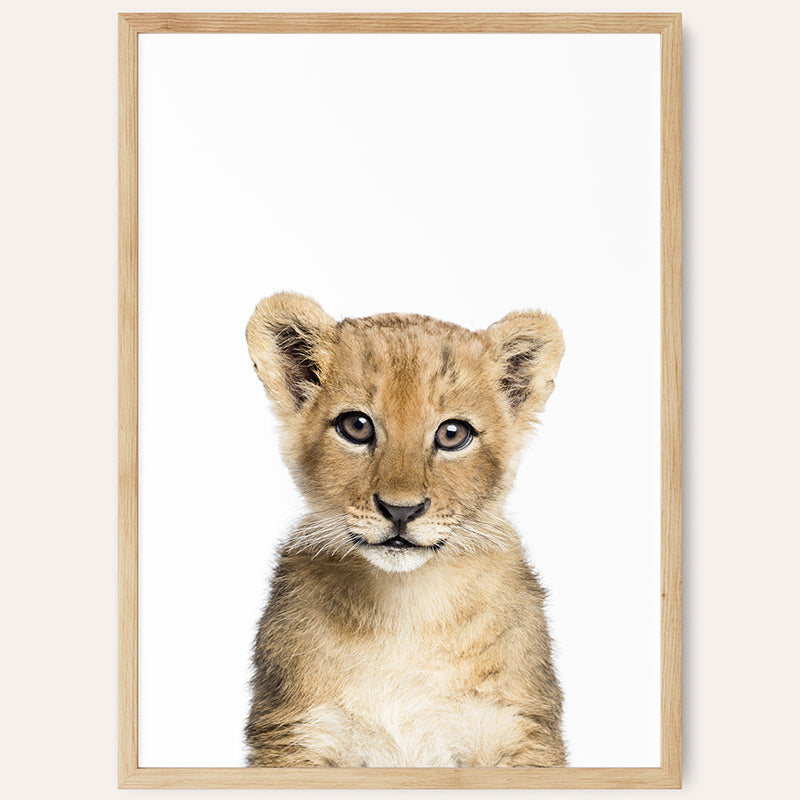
[297,631,524,768]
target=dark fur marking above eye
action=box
[439,345,451,376]
[361,348,378,374]
[439,344,462,385]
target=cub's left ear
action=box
[246,292,336,418]
[483,310,565,419]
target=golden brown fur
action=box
[245,292,566,767]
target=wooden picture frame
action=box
[119,12,681,789]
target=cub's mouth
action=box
[348,531,445,551]
[378,534,417,550]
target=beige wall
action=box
[1,1,798,798]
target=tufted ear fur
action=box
[484,310,564,420]
[246,292,336,417]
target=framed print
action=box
[118,12,681,789]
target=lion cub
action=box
[245,292,566,768]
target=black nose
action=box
[373,495,431,526]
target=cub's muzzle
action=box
[373,495,431,536]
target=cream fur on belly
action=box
[295,683,527,768]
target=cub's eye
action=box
[434,419,474,451]
[335,412,375,445]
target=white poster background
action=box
[138,33,661,767]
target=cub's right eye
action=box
[335,412,375,445]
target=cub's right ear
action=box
[246,292,336,417]
[483,309,565,423]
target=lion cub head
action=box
[247,293,563,573]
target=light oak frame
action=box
[119,12,682,790]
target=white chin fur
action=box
[357,545,435,573]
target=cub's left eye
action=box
[335,412,375,445]
[434,419,475,451]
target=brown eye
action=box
[434,419,474,451]
[335,412,375,445]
